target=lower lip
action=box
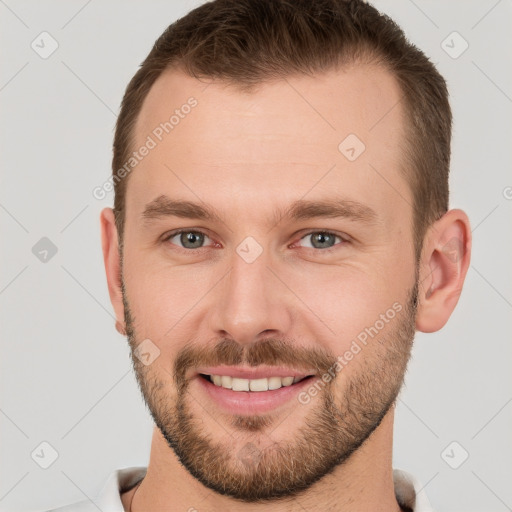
[196,375,317,415]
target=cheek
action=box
[292,263,410,353]
[123,258,210,345]
[293,266,393,334]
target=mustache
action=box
[173,337,337,389]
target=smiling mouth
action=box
[199,373,314,392]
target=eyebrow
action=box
[141,194,378,227]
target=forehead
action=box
[127,64,410,227]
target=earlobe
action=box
[100,207,125,331]
[415,209,472,333]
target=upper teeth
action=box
[209,375,304,391]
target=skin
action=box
[101,64,471,511]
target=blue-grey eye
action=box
[167,231,209,249]
[300,232,341,249]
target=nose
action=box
[207,248,293,346]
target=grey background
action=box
[1,1,511,511]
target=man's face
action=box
[120,65,418,501]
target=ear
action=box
[416,209,472,333]
[100,207,125,332]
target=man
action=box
[48,0,471,510]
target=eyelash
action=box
[161,229,349,253]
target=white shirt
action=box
[45,466,435,511]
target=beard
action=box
[122,279,418,503]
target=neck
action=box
[124,408,403,512]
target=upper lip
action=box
[194,365,316,380]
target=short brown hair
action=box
[112,0,451,256]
